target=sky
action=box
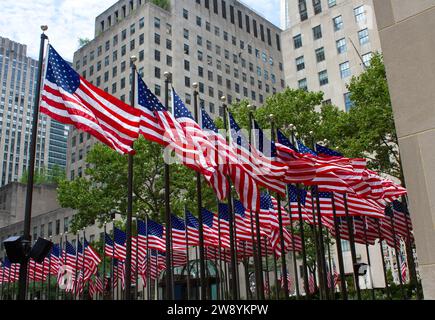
[0,0,281,61]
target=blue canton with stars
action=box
[297,140,317,156]
[228,112,250,150]
[146,220,164,238]
[186,210,199,229]
[252,119,277,157]
[171,214,186,231]
[137,75,166,112]
[46,45,80,94]
[288,185,307,205]
[201,208,215,228]
[316,144,343,157]
[201,107,218,133]
[277,130,297,151]
[172,88,194,120]
[233,199,246,218]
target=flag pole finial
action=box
[130,56,137,63]
[220,95,227,103]
[164,71,172,82]
[41,25,48,32]
[192,82,199,90]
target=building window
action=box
[333,15,343,31]
[293,34,302,49]
[358,28,369,45]
[336,38,347,54]
[64,217,69,233]
[298,78,307,91]
[328,0,336,7]
[354,5,366,23]
[344,93,354,111]
[55,219,60,235]
[183,8,189,19]
[362,52,373,67]
[318,70,329,86]
[299,0,308,21]
[312,25,322,40]
[340,61,351,79]
[296,56,305,71]
[48,222,53,237]
[154,17,161,28]
[315,47,325,62]
[341,239,350,252]
[312,0,322,14]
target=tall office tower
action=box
[0,36,69,187]
[68,0,285,180]
[281,0,382,110]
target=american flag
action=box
[28,258,48,281]
[280,272,293,292]
[400,254,408,282]
[392,200,413,240]
[187,209,219,247]
[145,219,167,252]
[84,239,102,266]
[276,130,317,183]
[113,228,127,261]
[50,244,62,276]
[171,214,189,250]
[201,107,260,211]
[113,259,125,290]
[137,78,214,178]
[228,112,286,195]
[173,89,227,200]
[40,45,140,154]
[63,241,78,271]
[308,273,316,294]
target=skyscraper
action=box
[0,36,69,187]
[68,0,285,180]
[281,0,382,110]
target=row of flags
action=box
[12,38,413,299]
[0,196,412,296]
[40,44,406,215]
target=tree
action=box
[151,0,170,11]
[20,165,66,185]
[78,38,91,48]
[345,53,402,181]
[57,137,217,232]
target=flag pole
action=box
[362,217,376,299]
[388,208,406,299]
[18,26,48,300]
[401,197,421,299]
[124,56,137,300]
[221,96,239,300]
[376,219,391,299]
[263,237,271,299]
[288,126,310,298]
[269,115,289,299]
[184,205,191,300]
[310,137,329,300]
[163,71,173,300]
[286,187,300,299]
[331,193,348,299]
[343,194,362,300]
[247,105,264,300]
[192,83,207,300]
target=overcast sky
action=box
[0,0,280,61]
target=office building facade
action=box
[68,0,285,180]
[0,37,69,187]
[281,0,382,110]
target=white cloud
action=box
[0,0,116,61]
[0,0,281,61]
[240,0,281,27]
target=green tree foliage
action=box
[151,0,170,11]
[78,38,90,48]
[57,137,217,232]
[345,53,401,180]
[20,165,66,185]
